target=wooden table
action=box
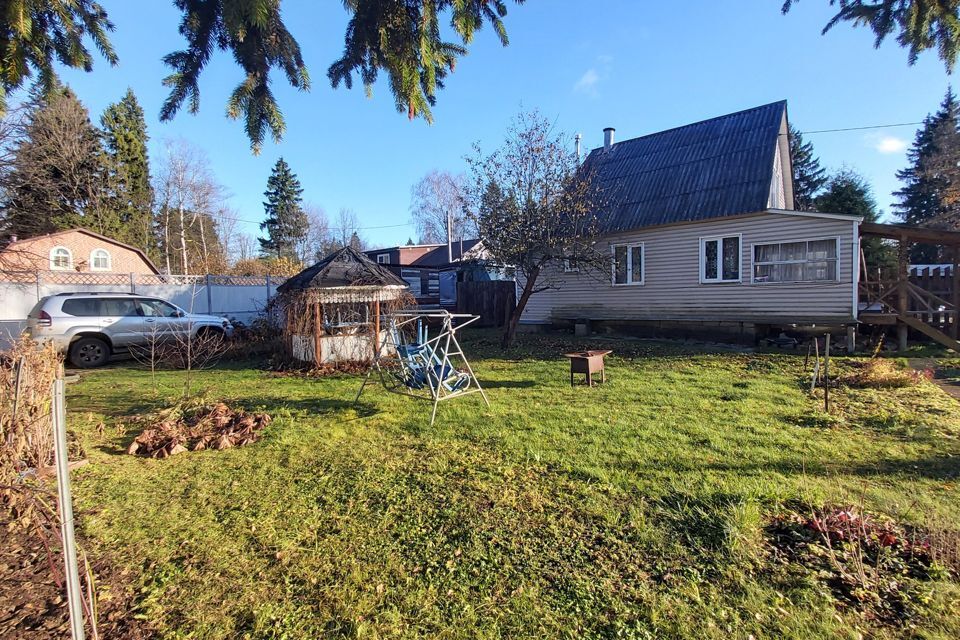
[564,350,612,387]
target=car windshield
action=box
[139,299,181,318]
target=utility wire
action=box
[798,121,923,135]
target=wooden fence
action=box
[456,281,516,327]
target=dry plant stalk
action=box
[1,335,62,514]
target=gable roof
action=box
[585,101,790,234]
[3,227,160,273]
[277,246,407,293]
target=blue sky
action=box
[56,0,952,249]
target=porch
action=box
[858,222,960,351]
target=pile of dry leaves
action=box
[127,400,271,458]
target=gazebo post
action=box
[313,300,322,367]
[373,299,381,359]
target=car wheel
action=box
[195,327,225,345]
[69,337,110,368]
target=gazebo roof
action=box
[277,246,407,294]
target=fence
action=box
[0,270,286,349]
[456,281,516,327]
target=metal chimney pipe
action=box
[574,133,582,161]
[603,127,615,151]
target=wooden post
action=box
[823,333,831,413]
[952,246,959,339]
[846,325,856,353]
[897,236,909,352]
[373,299,381,359]
[313,301,322,367]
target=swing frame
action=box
[355,310,490,426]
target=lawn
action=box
[66,331,960,639]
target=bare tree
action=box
[409,170,475,244]
[233,232,258,263]
[298,203,335,261]
[333,208,366,251]
[467,110,607,349]
[153,139,227,274]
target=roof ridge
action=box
[589,100,786,154]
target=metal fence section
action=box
[0,271,288,349]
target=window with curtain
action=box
[611,243,643,285]
[700,236,740,283]
[753,239,838,283]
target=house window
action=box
[563,259,580,273]
[700,236,740,283]
[50,246,73,270]
[753,238,839,283]
[377,253,390,264]
[90,248,111,271]
[401,268,422,297]
[611,243,644,285]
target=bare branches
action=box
[409,170,475,244]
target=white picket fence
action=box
[0,270,286,349]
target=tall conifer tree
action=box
[816,169,894,270]
[101,88,154,256]
[788,124,827,211]
[259,158,307,259]
[894,88,960,262]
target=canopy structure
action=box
[276,247,413,366]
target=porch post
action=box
[897,235,909,352]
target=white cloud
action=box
[875,136,908,154]
[574,68,600,94]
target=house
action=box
[0,228,160,275]
[521,101,861,342]
[364,239,490,305]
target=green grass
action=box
[67,331,960,639]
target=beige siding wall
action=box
[521,211,859,324]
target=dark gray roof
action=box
[586,101,787,233]
[412,239,482,267]
[276,246,407,293]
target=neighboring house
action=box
[0,228,159,275]
[364,240,491,305]
[521,101,861,341]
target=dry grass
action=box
[0,335,62,514]
[842,358,932,389]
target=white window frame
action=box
[563,259,580,273]
[610,242,644,286]
[750,236,841,285]
[49,246,73,271]
[89,248,112,271]
[376,253,390,264]
[699,234,742,284]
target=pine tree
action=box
[788,124,827,211]
[894,88,960,262]
[815,169,895,270]
[259,158,307,259]
[101,88,155,257]
[0,86,112,240]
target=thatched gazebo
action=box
[275,247,411,366]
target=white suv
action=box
[26,293,234,368]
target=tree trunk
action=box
[163,207,172,275]
[501,266,540,349]
[178,203,189,275]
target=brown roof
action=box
[4,227,161,273]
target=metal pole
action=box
[824,333,831,413]
[53,378,86,640]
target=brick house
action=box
[0,228,159,274]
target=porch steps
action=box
[897,314,960,352]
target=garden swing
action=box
[355,310,489,426]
